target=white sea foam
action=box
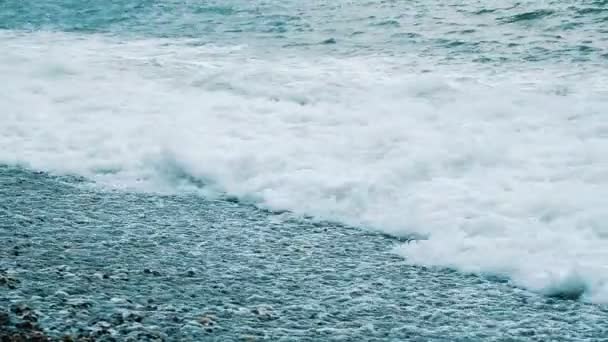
[2,31,608,302]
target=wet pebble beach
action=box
[2,166,608,341]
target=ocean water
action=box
[2,0,608,340]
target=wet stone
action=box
[0,311,10,326]
[251,306,276,321]
[15,321,36,330]
[197,315,216,326]
[123,311,144,323]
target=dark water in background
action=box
[2,0,608,63]
[2,0,608,340]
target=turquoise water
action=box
[2,0,608,62]
[2,0,608,340]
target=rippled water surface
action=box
[2,0,608,62]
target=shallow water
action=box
[2,166,608,340]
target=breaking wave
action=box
[2,31,608,303]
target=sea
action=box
[1,0,608,340]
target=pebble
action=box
[143,268,162,276]
[15,320,36,330]
[0,311,10,326]
[109,312,125,325]
[110,297,128,304]
[66,298,92,309]
[197,315,216,326]
[251,306,276,321]
[54,290,70,298]
[95,321,111,329]
[123,311,144,323]
[0,272,20,289]
[22,311,39,322]
[12,304,31,315]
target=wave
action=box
[2,31,608,303]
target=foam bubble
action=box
[2,31,608,302]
